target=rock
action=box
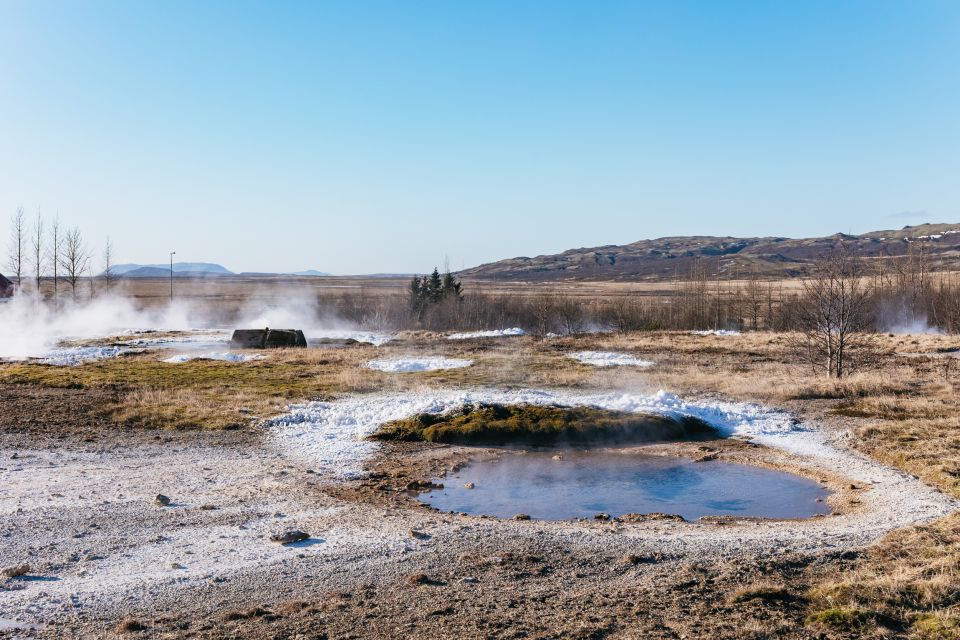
[169,562,185,570]
[270,530,310,545]
[2,564,29,579]
[154,494,171,507]
[409,529,431,540]
[622,553,660,565]
[199,504,217,511]
[231,328,307,349]
[513,514,531,521]
[460,576,479,583]
[620,512,686,523]
[594,513,611,521]
[406,480,443,491]
[463,482,475,490]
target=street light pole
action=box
[169,251,176,300]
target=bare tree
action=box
[50,216,61,304]
[101,236,119,292]
[31,210,44,294]
[60,227,90,301]
[794,248,875,378]
[7,207,25,288]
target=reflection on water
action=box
[419,450,831,521]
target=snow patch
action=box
[120,330,231,346]
[568,351,653,368]
[447,328,525,340]
[162,352,266,364]
[364,357,473,373]
[269,388,830,480]
[690,330,742,337]
[311,329,393,346]
[37,346,130,366]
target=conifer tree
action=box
[442,269,463,300]
[428,268,443,302]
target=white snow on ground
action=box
[120,330,232,346]
[568,351,654,368]
[690,329,742,337]
[37,346,130,366]
[364,357,473,373]
[162,352,266,364]
[269,388,822,479]
[310,329,394,346]
[447,328,526,340]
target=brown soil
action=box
[0,384,118,439]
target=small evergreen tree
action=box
[442,269,463,300]
[407,266,464,324]
[428,268,443,302]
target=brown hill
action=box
[460,223,960,281]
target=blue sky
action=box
[1,1,958,274]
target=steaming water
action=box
[420,450,830,521]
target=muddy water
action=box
[420,450,831,521]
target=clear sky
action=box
[1,1,958,275]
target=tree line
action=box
[320,245,959,379]
[6,207,118,301]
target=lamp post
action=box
[169,251,176,300]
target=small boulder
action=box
[2,564,29,579]
[513,514,531,521]
[463,482,475,490]
[154,494,171,507]
[270,530,310,545]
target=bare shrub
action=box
[792,248,876,378]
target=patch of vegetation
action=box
[912,614,960,640]
[371,403,718,446]
[806,607,875,631]
[0,354,352,430]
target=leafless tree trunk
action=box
[794,248,875,378]
[7,207,25,288]
[60,227,90,302]
[31,210,44,295]
[101,236,119,292]
[50,217,60,304]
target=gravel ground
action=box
[0,386,956,638]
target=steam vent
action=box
[230,328,308,349]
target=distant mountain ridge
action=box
[459,223,960,281]
[112,262,233,277]
[110,263,330,278]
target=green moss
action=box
[806,608,873,631]
[912,615,960,640]
[371,403,718,446]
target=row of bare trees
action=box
[6,207,117,301]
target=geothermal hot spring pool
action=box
[418,450,831,521]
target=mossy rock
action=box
[371,403,718,446]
